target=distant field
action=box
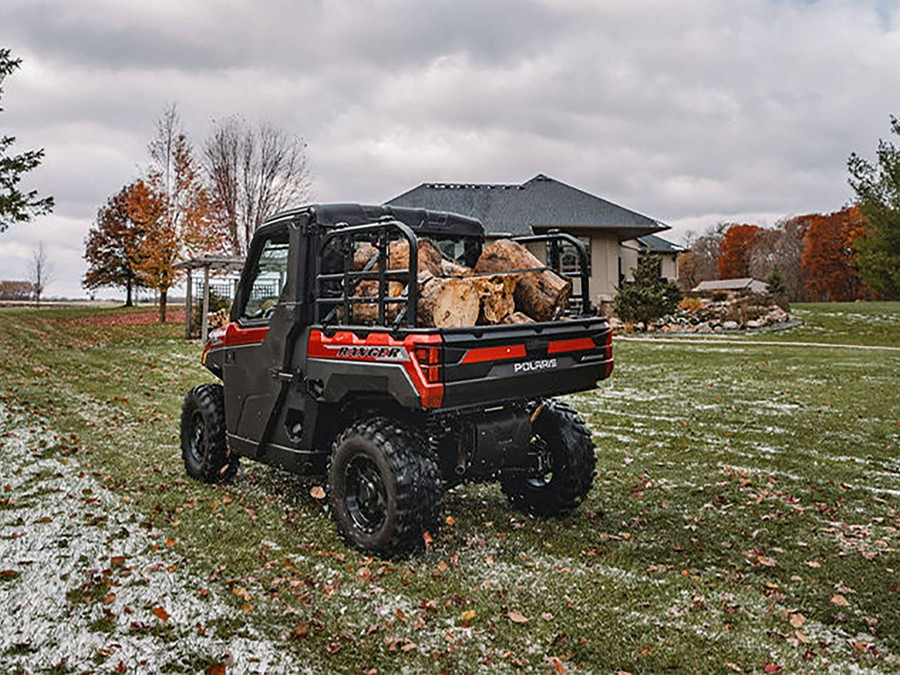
[0,303,897,672]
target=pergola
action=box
[174,254,244,342]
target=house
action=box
[692,278,768,295]
[386,174,683,309]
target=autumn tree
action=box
[800,207,866,301]
[848,115,900,298]
[1,48,53,232]
[717,224,761,279]
[83,182,147,306]
[204,116,312,256]
[136,106,216,322]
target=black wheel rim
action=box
[189,411,207,464]
[526,435,555,488]
[344,453,387,533]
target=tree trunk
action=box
[159,289,167,323]
[475,240,571,322]
[125,279,133,307]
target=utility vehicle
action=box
[180,204,613,557]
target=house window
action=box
[552,236,591,275]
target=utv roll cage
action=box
[313,218,593,329]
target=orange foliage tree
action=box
[717,224,761,279]
[133,106,217,322]
[83,182,148,306]
[800,206,866,301]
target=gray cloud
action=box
[0,0,897,297]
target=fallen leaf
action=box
[445,515,455,526]
[292,620,310,639]
[460,610,476,621]
[102,593,117,605]
[789,613,806,628]
[805,561,821,568]
[151,606,169,623]
[400,640,417,652]
[1,570,19,579]
[422,531,433,549]
[310,486,326,500]
[757,555,777,567]
[551,656,565,674]
[541,612,554,621]
[764,662,782,673]
[507,609,528,624]
[724,663,743,673]
[831,594,850,607]
[795,631,811,644]
[232,586,252,602]
[165,537,175,548]
[205,665,226,675]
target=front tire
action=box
[328,418,441,558]
[180,383,238,483]
[501,399,596,516]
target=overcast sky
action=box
[2,0,898,298]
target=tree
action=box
[766,266,787,296]
[137,106,216,322]
[203,116,312,256]
[0,48,53,232]
[83,182,147,306]
[29,240,53,306]
[800,207,866,301]
[848,115,900,298]
[615,253,682,327]
[717,224,761,279]
[679,225,724,290]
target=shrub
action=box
[678,296,704,313]
[615,254,682,327]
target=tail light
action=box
[604,330,614,378]
[413,345,443,384]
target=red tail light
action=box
[604,330,614,378]
[414,345,443,384]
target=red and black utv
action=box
[181,204,612,557]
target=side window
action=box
[240,233,290,322]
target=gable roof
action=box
[386,174,669,238]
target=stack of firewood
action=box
[350,238,571,328]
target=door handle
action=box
[225,351,235,364]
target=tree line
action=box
[678,116,900,302]
[83,105,311,320]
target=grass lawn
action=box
[0,302,897,672]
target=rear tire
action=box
[501,399,595,516]
[180,383,238,483]
[328,418,441,558]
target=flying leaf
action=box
[310,486,326,500]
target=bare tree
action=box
[204,116,312,256]
[29,240,54,306]
[680,224,725,289]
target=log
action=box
[387,238,445,278]
[349,279,405,324]
[417,277,480,328]
[474,239,571,322]
[502,311,535,325]
[472,275,516,324]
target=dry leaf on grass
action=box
[507,609,528,624]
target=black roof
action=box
[264,203,485,239]
[386,174,669,238]
[637,233,686,254]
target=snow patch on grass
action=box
[0,401,301,673]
